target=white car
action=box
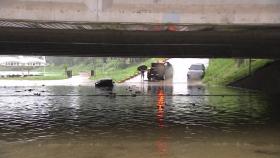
[187,64,206,80]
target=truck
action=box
[147,62,173,81]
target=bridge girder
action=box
[1,0,280,24]
[0,20,279,58]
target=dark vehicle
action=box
[187,64,206,80]
[147,62,173,81]
[95,79,114,87]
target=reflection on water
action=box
[157,88,165,128]
[155,88,168,157]
[0,84,280,158]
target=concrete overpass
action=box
[1,0,280,24]
[0,0,280,58]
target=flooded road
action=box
[0,74,93,87]
[0,83,280,158]
[0,58,279,158]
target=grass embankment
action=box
[2,58,158,81]
[91,58,158,82]
[71,58,159,82]
[203,59,272,85]
[0,65,67,80]
[32,65,67,80]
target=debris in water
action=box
[26,89,35,92]
[34,93,41,96]
[95,79,114,87]
[135,91,141,94]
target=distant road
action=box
[126,58,209,83]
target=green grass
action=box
[30,65,66,80]
[0,58,159,81]
[64,58,159,82]
[203,59,272,85]
[91,58,159,82]
[0,65,67,80]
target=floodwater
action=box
[0,58,280,158]
[0,84,280,158]
[0,75,93,87]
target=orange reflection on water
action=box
[157,88,165,128]
[156,88,168,157]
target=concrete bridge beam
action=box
[0,23,279,58]
[0,0,280,24]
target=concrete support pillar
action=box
[101,0,113,11]
[85,0,113,12]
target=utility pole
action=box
[249,58,252,76]
[92,57,95,78]
[96,0,99,21]
[43,56,46,76]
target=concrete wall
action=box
[0,0,280,24]
[101,0,113,11]
[229,61,280,94]
[114,0,280,4]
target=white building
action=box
[0,56,47,67]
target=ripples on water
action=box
[0,84,280,158]
[0,85,274,141]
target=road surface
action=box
[126,58,209,83]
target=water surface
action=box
[0,84,279,158]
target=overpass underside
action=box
[0,20,279,58]
[1,0,280,24]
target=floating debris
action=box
[135,91,142,94]
[109,92,116,98]
[190,103,196,106]
[26,89,35,92]
[95,79,114,88]
[34,93,41,96]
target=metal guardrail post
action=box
[249,58,252,76]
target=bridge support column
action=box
[86,0,113,12]
[100,0,113,11]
